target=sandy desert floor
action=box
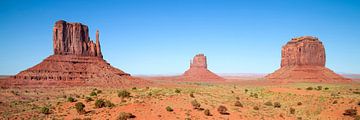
[0,78,360,120]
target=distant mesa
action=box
[12,20,147,87]
[181,54,224,81]
[265,36,351,82]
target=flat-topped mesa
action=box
[182,53,224,81]
[190,54,207,69]
[281,36,325,67]
[266,36,350,82]
[53,20,102,58]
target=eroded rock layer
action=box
[12,20,147,87]
[266,36,350,82]
[182,54,224,81]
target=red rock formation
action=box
[266,36,350,82]
[13,20,148,87]
[182,54,224,81]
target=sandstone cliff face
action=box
[266,36,350,82]
[182,54,224,81]
[281,36,325,67]
[13,20,148,87]
[53,20,102,57]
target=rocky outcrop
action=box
[182,54,224,81]
[53,20,102,57]
[266,36,350,82]
[13,20,148,87]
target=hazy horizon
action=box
[1,0,359,75]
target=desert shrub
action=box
[244,89,248,93]
[343,108,357,116]
[324,87,329,90]
[204,109,211,116]
[104,100,115,107]
[95,99,105,108]
[118,90,131,98]
[217,105,228,115]
[191,100,201,109]
[132,87,137,90]
[253,106,259,110]
[264,101,273,106]
[274,102,281,108]
[75,102,85,114]
[250,93,258,98]
[190,93,194,98]
[175,89,181,93]
[40,106,50,114]
[297,102,302,106]
[332,100,338,104]
[166,106,173,112]
[67,97,76,102]
[306,87,313,90]
[235,97,240,100]
[290,107,295,114]
[354,115,360,120]
[234,101,243,107]
[117,112,135,120]
[353,92,360,94]
[316,86,322,90]
[90,91,97,96]
[85,96,93,102]
[96,90,102,94]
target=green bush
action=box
[75,102,85,114]
[96,90,102,94]
[67,97,76,102]
[290,107,295,114]
[175,89,181,93]
[40,106,50,114]
[90,91,97,96]
[234,101,243,107]
[85,96,93,102]
[191,100,201,109]
[324,87,329,90]
[132,87,137,90]
[117,112,135,120]
[204,109,211,116]
[166,106,173,112]
[104,100,115,108]
[95,99,105,108]
[306,87,313,90]
[118,90,131,98]
[316,86,322,90]
[274,102,281,108]
[217,105,228,115]
[264,101,273,106]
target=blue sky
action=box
[0,0,359,75]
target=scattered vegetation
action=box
[332,100,338,104]
[95,99,105,108]
[118,90,131,98]
[253,106,259,110]
[104,100,115,108]
[67,97,76,102]
[75,102,85,114]
[306,87,313,90]
[191,100,201,109]
[90,91,97,96]
[40,106,50,114]
[204,109,211,116]
[96,90,102,94]
[244,89,248,93]
[117,112,135,120]
[234,101,243,107]
[274,102,281,108]
[166,106,173,112]
[316,86,322,90]
[297,102,302,106]
[324,87,329,90]
[250,93,258,98]
[217,105,228,115]
[132,87,137,90]
[85,96,93,102]
[189,92,195,98]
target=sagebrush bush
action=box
[204,109,211,116]
[118,90,131,98]
[217,105,228,115]
[253,106,259,110]
[67,97,76,102]
[264,101,273,106]
[75,102,85,114]
[85,96,93,102]
[104,100,115,108]
[117,112,135,120]
[297,102,302,106]
[234,101,243,107]
[95,99,105,108]
[190,93,195,98]
[175,89,181,93]
[40,106,50,114]
[306,87,313,90]
[166,106,173,112]
[90,91,97,96]
[343,108,357,116]
[191,100,201,109]
[274,102,281,108]
[290,107,295,114]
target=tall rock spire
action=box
[96,30,102,58]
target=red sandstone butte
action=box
[266,36,351,82]
[12,20,147,87]
[182,54,224,81]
